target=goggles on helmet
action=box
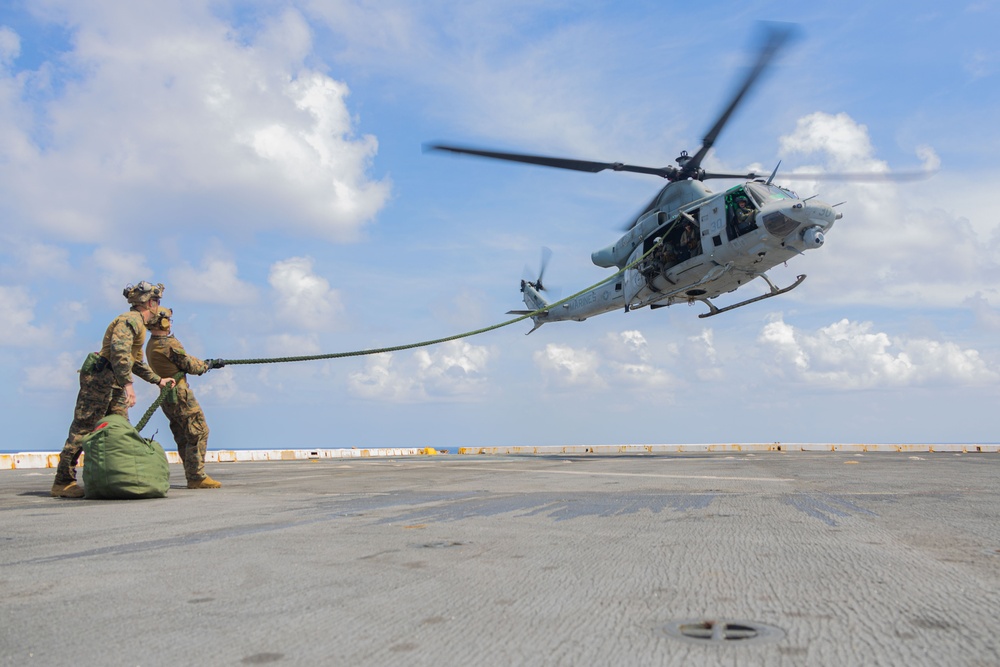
[123,281,165,305]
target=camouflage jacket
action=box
[146,334,209,387]
[98,309,160,387]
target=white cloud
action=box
[268,256,344,330]
[534,342,604,390]
[602,329,674,389]
[0,27,19,67]
[22,351,78,391]
[170,256,257,304]
[349,353,420,402]
[780,112,887,172]
[759,316,998,389]
[532,331,687,394]
[414,340,493,395]
[773,112,1000,310]
[0,5,390,243]
[686,328,724,382]
[348,341,495,402]
[604,329,652,362]
[915,145,941,172]
[0,286,51,347]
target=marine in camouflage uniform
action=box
[52,282,174,498]
[145,307,224,489]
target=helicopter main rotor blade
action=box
[425,143,677,179]
[683,23,798,179]
[766,170,937,182]
[701,169,937,182]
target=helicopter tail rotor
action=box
[521,246,553,292]
[535,246,552,292]
[509,247,555,334]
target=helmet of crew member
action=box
[123,281,165,306]
[149,306,173,333]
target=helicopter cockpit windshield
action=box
[745,182,799,205]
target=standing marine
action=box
[52,281,175,498]
[145,306,225,489]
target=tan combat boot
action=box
[50,481,85,498]
[187,475,222,489]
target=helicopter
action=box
[428,24,931,333]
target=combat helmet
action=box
[123,281,165,306]
[149,306,173,333]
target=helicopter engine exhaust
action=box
[802,226,825,248]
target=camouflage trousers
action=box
[55,361,130,485]
[161,384,210,482]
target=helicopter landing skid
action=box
[698,274,806,318]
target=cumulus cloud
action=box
[348,353,419,402]
[0,4,390,243]
[602,330,674,388]
[532,331,689,393]
[414,341,493,395]
[170,255,257,304]
[774,112,1000,309]
[348,341,494,402]
[759,316,998,389]
[0,286,51,347]
[780,112,887,173]
[268,256,344,330]
[534,342,604,390]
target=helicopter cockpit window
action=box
[726,187,758,238]
[746,182,799,205]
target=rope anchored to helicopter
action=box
[223,223,680,366]
[135,227,682,432]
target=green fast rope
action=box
[135,218,682,432]
[218,224,680,367]
[136,372,185,433]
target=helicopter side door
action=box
[700,195,728,256]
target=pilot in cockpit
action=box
[734,197,755,234]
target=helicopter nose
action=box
[760,200,837,240]
[801,201,838,229]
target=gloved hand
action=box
[205,358,226,370]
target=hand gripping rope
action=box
[135,226,679,433]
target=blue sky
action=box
[2,0,998,450]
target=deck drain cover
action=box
[661,619,784,645]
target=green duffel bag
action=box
[82,414,170,499]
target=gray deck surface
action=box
[2,452,999,666]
